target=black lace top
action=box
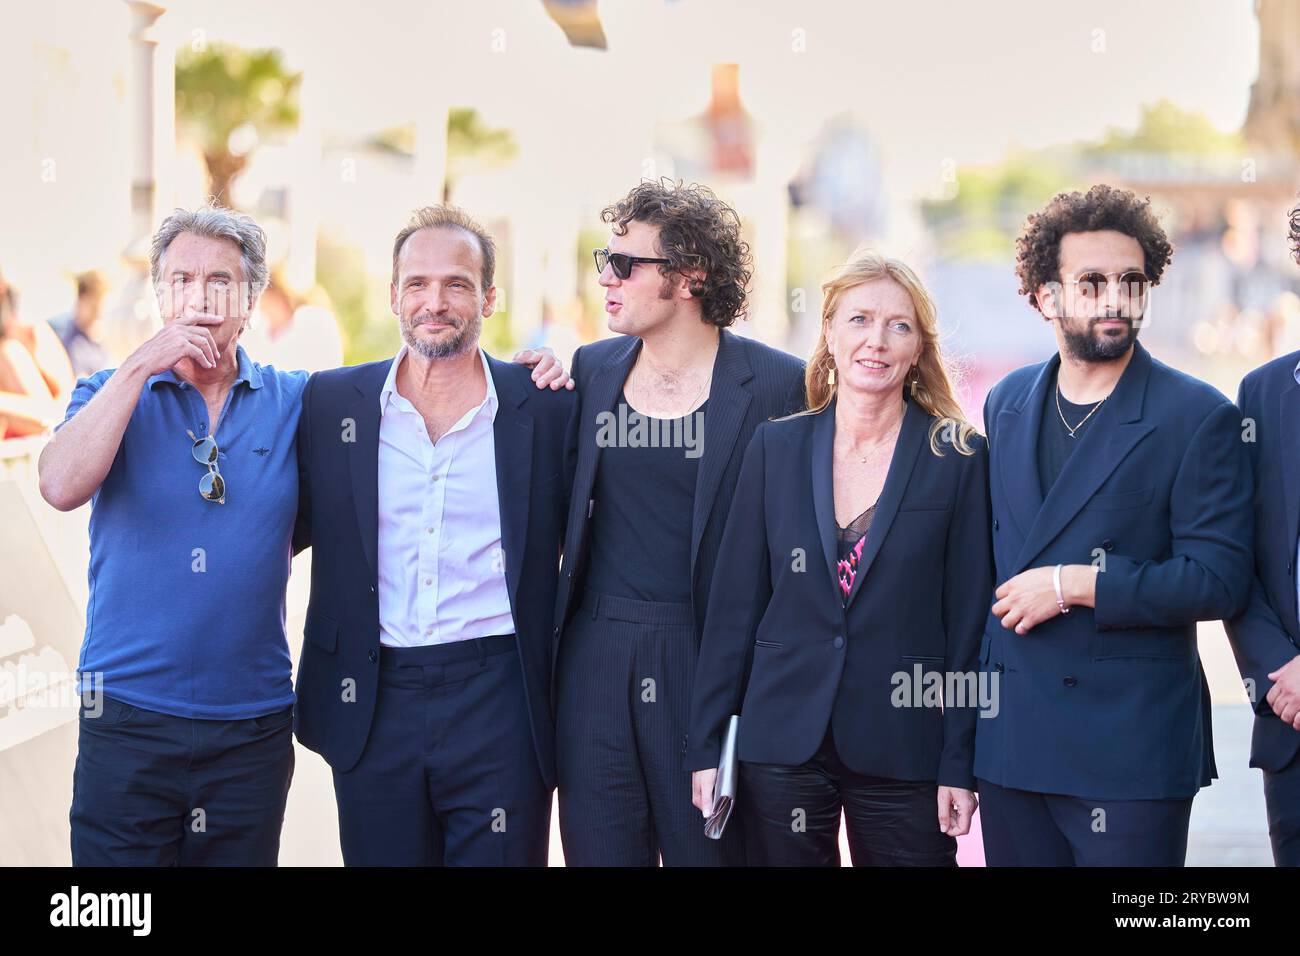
[835,503,877,604]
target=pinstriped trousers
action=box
[555,592,745,866]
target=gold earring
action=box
[909,366,920,396]
[827,365,836,386]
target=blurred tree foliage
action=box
[320,109,521,364]
[921,152,1076,261]
[176,44,301,204]
[446,107,518,200]
[317,237,398,366]
[921,100,1239,261]
[1086,99,1243,158]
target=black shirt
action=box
[1037,368,1105,493]
[583,391,708,603]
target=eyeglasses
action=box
[594,248,671,280]
[187,429,226,504]
[1065,271,1149,300]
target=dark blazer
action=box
[684,396,993,789]
[975,340,1253,801]
[291,354,576,788]
[1226,351,1300,773]
[551,329,805,670]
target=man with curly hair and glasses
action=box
[974,184,1253,866]
[1226,197,1300,867]
[552,179,805,866]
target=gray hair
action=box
[149,203,269,307]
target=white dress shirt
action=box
[376,345,515,646]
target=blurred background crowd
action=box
[1,0,1298,865]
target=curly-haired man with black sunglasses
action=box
[552,179,805,866]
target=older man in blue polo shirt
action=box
[39,204,304,865]
[38,203,571,866]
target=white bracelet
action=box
[1053,564,1071,615]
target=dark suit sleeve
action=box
[1225,374,1300,714]
[1227,579,1300,715]
[292,372,315,556]
[685,424,772,771]
[937,437,993,790]
[1094,401,1253,628]
[559,347,583,560]
[783,362,807,416]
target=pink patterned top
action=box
[835,504,877,603]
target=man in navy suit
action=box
[975,184,1253,866]
[293,205,576,865]
[1225,199,1300,866]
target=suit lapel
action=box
[843,397,927,609]
[347,360,392,588]
[996,357,1052,541]
[1011,341,1155,572]
[691,329,753,577]
[573,337,640,520]
[811,401,841,599]
[1279,378,1300,626]
[488,354,533,613]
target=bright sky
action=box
[160,0,1260,201]
[0,0,1264,318]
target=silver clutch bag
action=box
[704,715,740,840]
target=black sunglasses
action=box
[187,429,226,504]
[594,248,671,280]
[1067,270,1149,299]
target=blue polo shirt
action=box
[61,345,308,719]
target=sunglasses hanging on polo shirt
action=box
[186,428,226,504]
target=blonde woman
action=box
[685,251,992,866]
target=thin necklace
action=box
[630,354,707,418]
[841,415,903,464]
[1056,384,1105,438]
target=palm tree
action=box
[175,44,301,204]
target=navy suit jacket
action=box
[551,328,805,684]
[291,354,576,788]
[1226,351,1300,773]
[685,396,993,789]
[974,340,1253,800]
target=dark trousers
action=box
[1264,750,1300,867]
[70,693,294,866]
[740,725,957,866]
[332,635,551,866]
[977,777,1194,866]
[555,592,744,866]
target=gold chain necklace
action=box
[839,415,903,464]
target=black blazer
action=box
[685,396,993,790]
[291,354,576,788]
[1226,351,1300,773]
[975,340,1253,801]
[552,329,805,666]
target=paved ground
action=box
[1187,704,1274,866]
[7,522,1282,866]
[276,617,1279,867]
